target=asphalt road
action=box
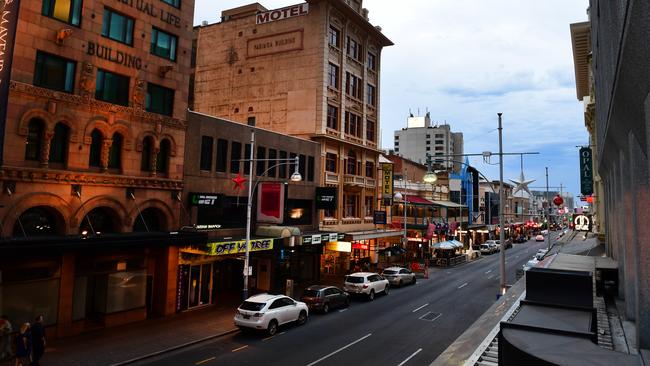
[136,237,556,366]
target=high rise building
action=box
[393,112,464,173]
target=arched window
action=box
[13,206,62,237]
[108,132,123,169]
[156,139,170,174]
[49,122,70,164]
[140,136,153,171]
[89,129,103,167]
[25,119,45,161]
[79,207,118,234]
[133,207,166,232]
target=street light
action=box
[423,172,438,184]
[243,130,302,300]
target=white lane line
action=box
[339,308,348,313]
[278,332,286,336]
[231,345,248,352]
[195,356,215,365]
[485,269,492,274]
[397,348,423,366]
[412,303,429,313]
[306,333,372,366]
[458,282,468,289]
[487,275,494,280]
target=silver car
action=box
[381,267,416,287]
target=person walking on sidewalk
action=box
[0,315,13,361]
[15,323,31,366]
[30,315,46,366]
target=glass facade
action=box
[151,28,178,61]
[34,52,76,93]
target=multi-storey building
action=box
[0,0,196,337]
[393,112,464,173]
[192,0,395,272]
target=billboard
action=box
[257,182,285,223]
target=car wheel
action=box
[398,279,402,287]
[267,320,278,336]
[297,310,307,325]
[368,289,375,301]
[322,303,330,314]
[384,285,390,295]
[412,277,417,285]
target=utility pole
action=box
[545,167,550,251]
[498,113,506,296]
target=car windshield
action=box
[345,276,364,283]
[239,301,265,311]
[383,270,398,275]
[302,290,320,297]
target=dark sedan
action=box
[300,285,350,313]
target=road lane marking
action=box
[412,303,429,313]
[231,345,248,352]
[397,348,423,366]
[487,275,494,280]
[262,335,274,341]
[458,282,468,289]
[306,333,372,366]
[195,357,215,365]
[339,309,348,313]
[278,332,286,335]
[485,270,492,274]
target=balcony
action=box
[365,177,376,188]
[344,174,366,186]
[325,172,339,185]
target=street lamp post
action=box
[498,113,507,296]
[243,130,302,301]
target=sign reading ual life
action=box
[579,147,593,196]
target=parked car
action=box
[497,239,513,249]
[535,234,545,242]
[485,240,500,252]
[381,267,416,287]
[523,258,539,271]
[300,285,349,313]
[344,272,390,301]
[234,294,308,335]
[535,249,548,260]
[479,244,492,255]
[514,236,527,243]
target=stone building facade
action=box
[0,0,196,337]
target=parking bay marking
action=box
[458,282,468,289]
[412,303,429,313]
[397,348,423,366]
[306,333,372,366]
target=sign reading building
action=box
[206,238,274,256]
[247,29,304,58]
[0,0,22,165]
[579,147,593,195]
[256,3,309,24]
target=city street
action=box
[135,237,555,366]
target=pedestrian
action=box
[0,315,12,361]
[30,315,46,366]
[14,322,31,366]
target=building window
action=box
[151,27,178,61]
[394,141,399,146]
[346,36,362,62]
[216,139,228,173]
[102,8,134,45]
[108,133,123,169]
[42,0,82,26]
[365,196,374,217]
[279,150,287,178]
[345,72,362,99]
[256,146,266,176]
[161,0,180,8]
[436,140,444,144]
[366,84,376,106]
[146,83,174,116]
[89,129,102,167]
[426,140,430,145]
[344,194,358,218]
[426,147,430,151]
[344,111,362,138]
[230,141,242,174]
[435,146,444,151]
[435,134,443,138]
[366,120,375,142]
[156,139,170,173]
[247,117,256,127]
[267,149,277,177]
[327,105,338,130]
[367,52,376,71]
[200,136,213,171]
[34,51,76,93]
[141,136,153,171]
[326,153,337,173]
[394,147,399,152]
[346,151,357,175]
[365,161,374,178]
[96,69,130,106]
[328,63,339,89]
[25,119,45,161]
[328,26,340,48]
[49,122,70,164]
[308,156,315,181]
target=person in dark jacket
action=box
[15,322,31,366]
[30,315,46,366]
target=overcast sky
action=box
[193,0,590,202]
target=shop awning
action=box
[345,229,404,241]
[432,240,464,250]
[404,195,434,205]
[432,200,466,208]
[255,225,301,238]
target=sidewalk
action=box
[2,299,242,366]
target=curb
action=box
[109,328,240,366]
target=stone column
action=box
[40,132,53,168]
[150,147,159,177]
[101,137,112,172]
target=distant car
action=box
[381,267,416,287]
[344,272,389,301]
[499,239,513,249]
[485,240,500,252]
[535,234,545,242]
[300,285,349,313]
[514,236,527,243]
[479,244,493,255]
[535,249,548,260]
[523,258,539,271]
[234,294,308,335]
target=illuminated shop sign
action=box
[256,3,309,24]
[189,192,223,206]
[206,238,274,256]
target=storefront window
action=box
[106,270,146,313]
[1,278,59,326]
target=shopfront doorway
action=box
[188,263,213,309]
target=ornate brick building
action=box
[0,0,197,337]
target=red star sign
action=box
[232,173,246,190]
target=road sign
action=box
[573,214,592,232]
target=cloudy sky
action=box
[193,0,590,201]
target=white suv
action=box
[234,294,308,335]
[344,272,390,301]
